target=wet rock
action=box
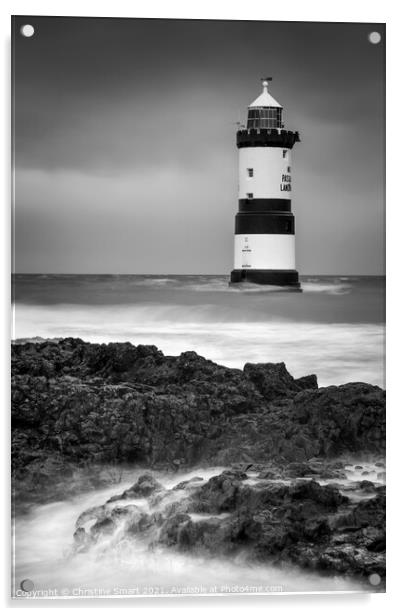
[230,463,261,473]
[190,470,247,513]
[75,503,156,549]
[257,468,282,480]
[288,480,348,508]
[158,514,231,554]
[73,526,93,552]
[366,534,386,552]
[320,469,347,480]
[76,505,108,528]
[90,516,116,538]
[72,469,386,585]
[358,480,377,493]
[286,462,319,477]
[334,493,385,531]
[318,545,385,578]
[173,477,204,490]
[157,513,192,547]
[107,473,164,502]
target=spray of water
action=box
[13,463,384,597]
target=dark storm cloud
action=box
[12,17,385,274]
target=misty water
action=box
[13,464,385,598]
[12,275,385,597]
[12,274,385,386]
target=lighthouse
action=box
[230,78,301,288]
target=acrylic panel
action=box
[11,16,385,599]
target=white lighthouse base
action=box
[234,234,295,270]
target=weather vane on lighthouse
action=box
[230,77,301,289]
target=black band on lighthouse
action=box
[239,198,291,213]
[230,269,300,286]
[237,128,301,150]
[235,212,295,235]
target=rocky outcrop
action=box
[72,469,385,589]
[11,339,385,505]
[243,361,318,402]
[107,473,164,502]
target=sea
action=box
[12,274,385,387]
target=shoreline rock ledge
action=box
[72,469,385,590]
[12,338,385,504]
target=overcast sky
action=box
[13,17,385,274]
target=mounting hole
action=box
[20,578,34,592]
[368,573,381,586]
[20,24,35,38]
[368,31,381,44]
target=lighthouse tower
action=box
[230,78,301,288]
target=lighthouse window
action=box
[287,166,291,173]
[247,107,283,129]
[246,193,254,199]
[247,168,254,177]
[283,150,287,158]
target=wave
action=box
[13,466,367,596]
[132,278,354,296]
[299,282,352,295]
[12,303,385,387]
[13,274,362,296]
[134,277,179,287]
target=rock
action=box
[157,513,192,547]
[318,544,385,578]
[358,480,377,493]
[367,534,386,552]
[288,480,348,508]
[73,526,92,552]
[243,362,314,402]
[294,374,318,390]
[190,470,247,513]
[286,462,318,477]
[74,503,156,551]
[158,514,230,553]
[72,469,386,585]
[107,473,163,502]
[76,505,108,528]
[335,493,385,530]
[230,463,259,473]
[173,477,204,490]
[11,339,385,509]
[257,468,282,480]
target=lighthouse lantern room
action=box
[230,78,301,288]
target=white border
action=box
[0,1,392,22]
[2,1,400,614]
